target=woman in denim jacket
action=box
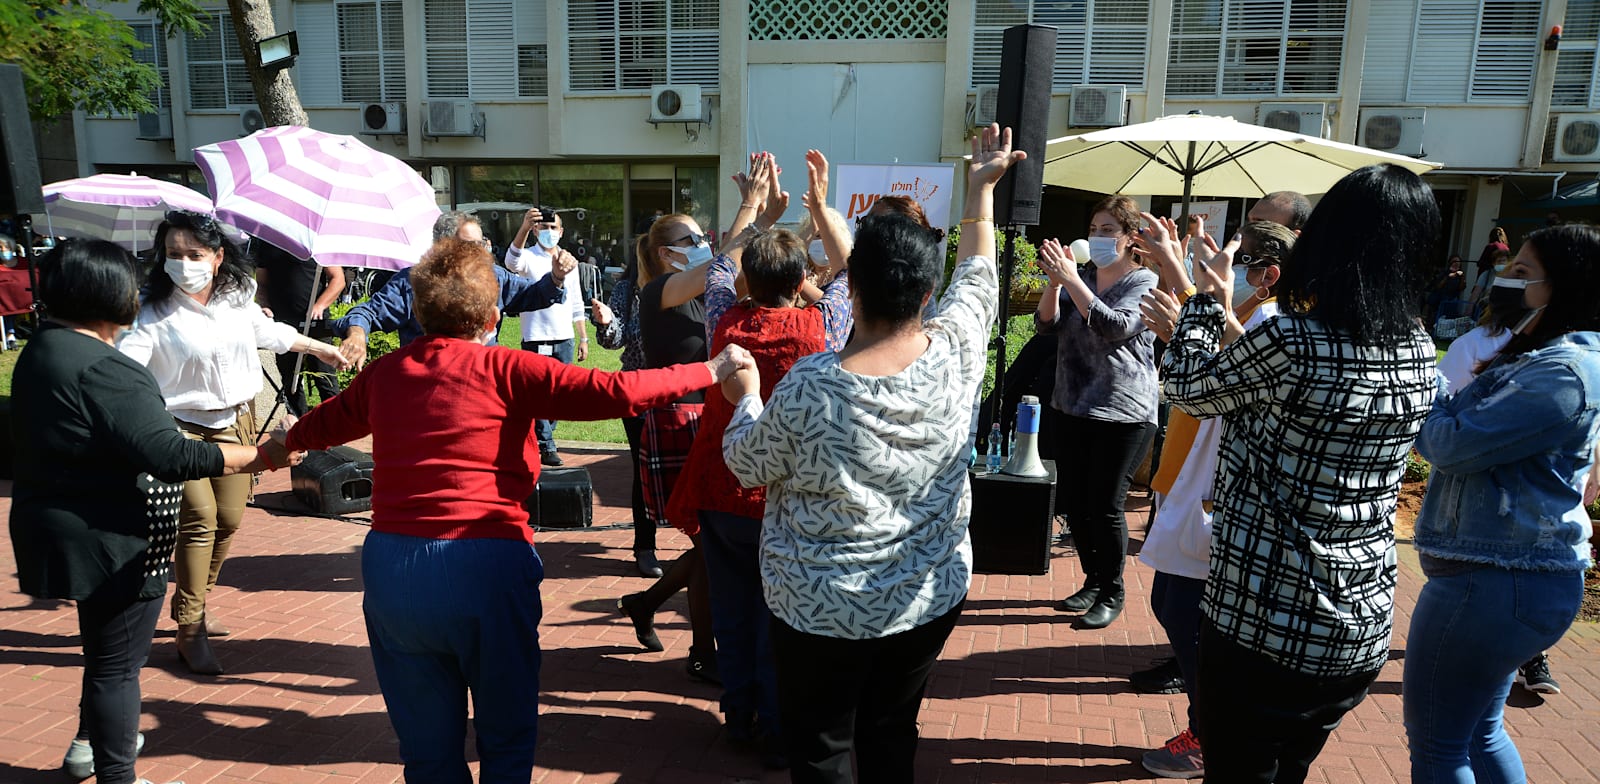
[1405,224,1600,784]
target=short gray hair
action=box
[432,210,480,242]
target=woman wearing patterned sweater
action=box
[1159,165,1441,784]
[721,124,1022,783]
[282,239,752,783]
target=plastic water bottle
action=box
[987,423,1004,472]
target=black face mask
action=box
[1486,282,1528,317]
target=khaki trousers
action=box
[170,408,255,625]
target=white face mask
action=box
[808,239,828,265]
[536,228,561,249]
[668,242,714,270]
[164,257,214,294]
[1087,236,1121,268]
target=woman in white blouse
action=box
[120,210,347,675]
[720,125,1022,783]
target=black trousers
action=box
[77,591,162,784]
[1194,622,1380,784]
[622,414,653,551]
[1053,413,1154,597]
[770,598,965,784]
[275,350,340,417]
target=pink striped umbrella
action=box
[32,173,218,253]
[193,125,441,270]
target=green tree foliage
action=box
[0,0,208,118]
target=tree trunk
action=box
[226,0,309,128]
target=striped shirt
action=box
[1162,293,1438,678]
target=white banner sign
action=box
[834,163,956,236]
[1171,200,1229,250]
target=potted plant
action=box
[944,226,1047,316]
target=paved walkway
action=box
[2,443,1597,783]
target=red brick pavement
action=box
[2,442,1598,783]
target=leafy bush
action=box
[944,226,1044,301]
[326,300,398,389]
[1403,449,1431,483]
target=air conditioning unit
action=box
[360,102,405,135]
[1552,113,1600,162]
[972,85,1000,127]
[424,100,485,138]
[1069,84,1127,127]
[1257,102,1328,137]
[1358,107,1427,156]
[649,84,705,123]
[239,106,267,136]
[136,109,172,140]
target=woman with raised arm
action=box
[721,124,1021,783]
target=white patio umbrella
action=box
[1040,113,1443,224]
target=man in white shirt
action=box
[506,206,588,466]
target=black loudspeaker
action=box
[993,24,1057,227]
[526,466,593,529]
[0,64,45,216]
[292,445,376,515]
[968,460,1057,575]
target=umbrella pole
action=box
[1177,140,1196,256]
[257,264,323,442]
[990,225,1019,434]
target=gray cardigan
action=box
[1036,265,1159,425]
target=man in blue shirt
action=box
[334,211,574,369]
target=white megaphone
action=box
[1069,239,1093,266]
[1003,395,1049,478]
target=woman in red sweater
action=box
[282,239,751,783]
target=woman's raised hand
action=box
[1135,211,1190,291]
[802,149,830,216]
[968,123,1026,189]
[733,151,770,210]
[761,154,789,224]
[1193,233,1242,313]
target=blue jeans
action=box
[1404,564,1582,784]
[699,510,779,734]
[362,531,546,784]
[522,338,574,453]
[1150,570,1205,734]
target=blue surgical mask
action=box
[808,239,827,265]
[0,249,13,265]
[668,242,714,270]
[537,229,560,249]
[1087,236,1121,268]
[1232,265,1257,306]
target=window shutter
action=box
[338,2,382,102]
[971,0,1024,88]
[130,21,172,109]
[1087,0,1150,88]
[1469,0,1541,102]
[294,1,341,105]
[1407,0,1476,102]
[669,0,718,88]
[1559,0,1600,107]
[425,0,470,97]
[515,0,549,96]
[569,0,618,90]
[1360,0,1415,103]
[380,0,407,101]
[467,0,517,98]
[1219,0,1284,95]
[1033,2,1087,90]
[1167,0,1223,96]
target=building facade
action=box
[81,0,1600,260]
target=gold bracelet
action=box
[1177,285,1197,304]
[960,216,993,225]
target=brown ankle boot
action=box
[176,623,223,675]
[202,613,230,637]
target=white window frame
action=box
[1165,0,1346,99]
[970,0,1152,91]
[128,19,172,111]
[185,11,254,110]
[1554,0,1600,108]
[336,0,406,103]
[1402,0,1543,104]
[567,0,719,94]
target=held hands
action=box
[968,123,1027,189]
[316,341,355,371]
[1037,238,1081,288]
[721,366,758,405]
[705,343,756,383]
[339,327,369,371]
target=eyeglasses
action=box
[1237,252,1279,268]
[670,231,708,246]
[473,238,492,249]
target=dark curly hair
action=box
[1278,165,1439,346]
[148,211,254,302]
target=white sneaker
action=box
[62,732,145,779]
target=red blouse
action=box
[666,303,826,532]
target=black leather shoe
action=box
[1130,657,1185,694]
[1055,585,1102,613]
[616,594,664,652]
[540,449,564,467]
[634,549,663,578]
[1079,596,1124,629]
[686,650,721,685]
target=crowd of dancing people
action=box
[8,122,1598,784]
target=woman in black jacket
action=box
[8,240,296,784]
